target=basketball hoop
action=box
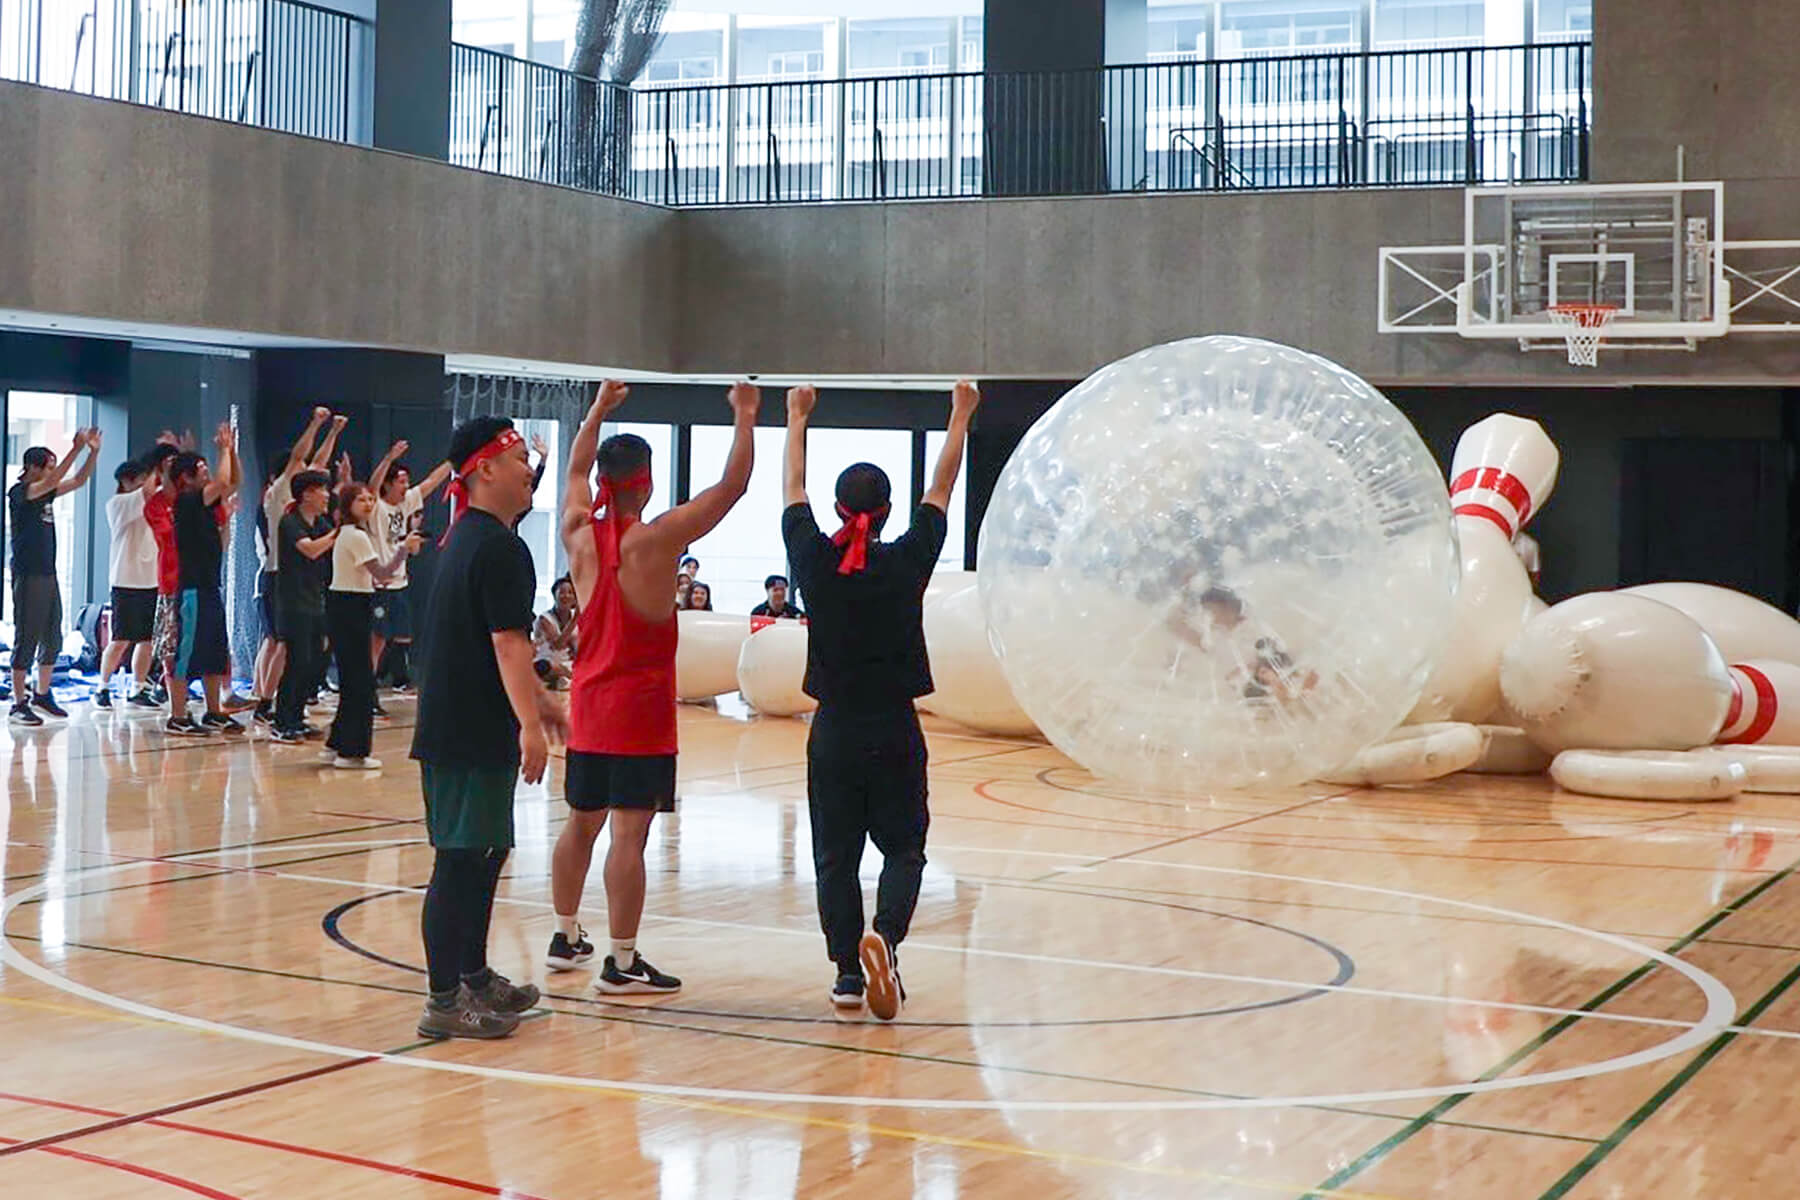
[1546,303,1619,367]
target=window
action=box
[645,56,720,84]
[686,426,913,615]
[923,430,968,572]
[1374,0,1485,45]
[1220,1,1360,54]
[959,15,983,69]
[767,50,824,78]
[1536,0,1592,35]
[514,417,560,613]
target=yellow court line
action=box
[511,1072,1414,1200]
[0,992,187,1031]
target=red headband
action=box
[832,502,889,575]
[442,428,525,543]
[595,467,654,568]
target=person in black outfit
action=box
[781,380,978,1020]
[272,471,338,742]
[410,416,567,1041]
[170,426,243,733]
[8,430,100,724]
[750,574,806,621]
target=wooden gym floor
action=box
[4,695,1799,1198]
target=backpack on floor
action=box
[73,603,108,674]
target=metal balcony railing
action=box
[449,39,1589,206]
[1,0,371,143]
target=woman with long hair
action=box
[687,582,713,612]
[326,482,421,768]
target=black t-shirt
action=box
[7,481,56,577]
[782,502,946,710]
[277,512,333,616]
[174,489,224,590]
[411,509,538,768]
[751,601,806,620]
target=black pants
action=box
[420,848,508,995]
[275,610,325,732]
[807,704,930,973]
[326,591,375,759]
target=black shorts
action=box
[111,586,158,643]
[565,751,678,813]
[257,571,279,639]
[372,585,413,640]
[176,586,231,680]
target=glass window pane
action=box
[922,430,967,573]
[514,417,561,612]
[1220,0,1360,54]
[1374,0,1485,45]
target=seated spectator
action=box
[751,573,805,620]
[687,582,713,611]
[534,575,579,687]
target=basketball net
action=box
[1546,303,1618,368]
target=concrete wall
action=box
[0,80,677,372]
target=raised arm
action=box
[414,459,453,501]
[53,430,102,497]
[921,380,980,512]
[310,413,348,470]
[369,440,407,497]
[285,407,330,480]
[202,423,234,505]
[783,386,815,508]
[562,381,630,544]
[643,383,758,552]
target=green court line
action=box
[4,933,1596,1144]
[1298,863,1800,1198]
[1533,956,1800,1199]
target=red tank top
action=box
[568,511,679,755]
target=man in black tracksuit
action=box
[780,380,979,1020]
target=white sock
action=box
[557,913,581,940]
[611,938,635,964]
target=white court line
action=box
[0,841,1741,1111]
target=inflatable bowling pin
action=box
[1716,659,1800,746]
[736,621,815,717]
[1499,593,1732,754]
[1410,414,1558,723]
[1620,582,1800,665]
[676,610,753,701]
[922,583,1039,737]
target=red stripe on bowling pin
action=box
[1452,504,1518,538]
[1449,468,1535,538]
[1719,664,1780,745]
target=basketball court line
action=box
[0,1133,244,1199]
[1028,792,1345,882]
[1531,957,1800,1199]
[0,842,1738,1112]
[0,1089,555,1199]
[1298,862,1800,1198]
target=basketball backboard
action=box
[1379,180,1800,362]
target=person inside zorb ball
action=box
[977,335,1459,790]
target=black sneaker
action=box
[202,712,246,735]
[31,693,69,719]
[253,702,275,726]
[9,703,44,727]
[94,688,113,709]
[859,932,903,1021]
[164,716,211,737]
[300,722,325,740]
[270,726,307,744]
[831,973,866,1010]
[596,952,681,995]
[128,689,160,709]
[545,928,596,972]
[463,970,540,1015]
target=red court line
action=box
[0,1134,243,1198]
[0,1059,375,1157]
[0,1092,557,1199]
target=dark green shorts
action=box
[420,762,518,850]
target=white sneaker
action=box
[318,748,339,763]
[332,755,382,770]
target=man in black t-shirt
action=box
[170,426,243,734]
[409,416,567,1042]
[750,574,805,621]
[272,471,338,742]
[8,429,100,726]
[780,380,978,1019]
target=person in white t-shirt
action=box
[96,459,163,708]
[251,407,345,725]
[325,482,423,769]
[368,440,452,703]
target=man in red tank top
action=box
[546,379,760,992]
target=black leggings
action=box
[420,848,508,995]
[326,591,374,759]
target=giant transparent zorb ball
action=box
[978,336,1458,790]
